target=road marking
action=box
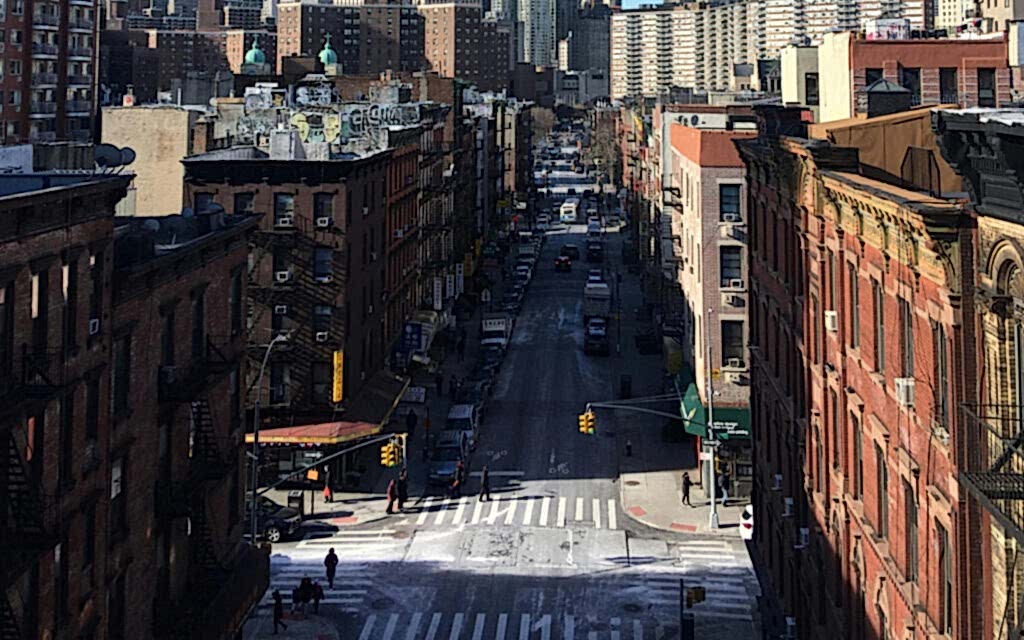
[549,449,556,464]
[454,496,468,524]
[425,613,442,640]
[471,613,487,640]
[593,498,602,529]
[519,614,530,640]
[540,497,551,527]
[472,499,485,524]
[382,614,399,640]
[633,620,642,640]
[575,497,584,521]
[523,498,535,526]
[417,498,435,525]
[404,613,423,640]
[609,617,620,640]
[449,613,464,640]
[487,500,500,525]
[535,614,551,640]
[469,470,525,477]
[504,497,518,525]
[564,615,574,640]
[608,499,618,530]
[557,497,567,527]
[357,614,376,640]
[435,498,451,526]
[495,613,508,640]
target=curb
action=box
[617,471,746,539]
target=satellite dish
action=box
[94,144,121,169]
[181,207,195,218]
[119,147,136,166]
[690,115,699,126]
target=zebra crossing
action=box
[255,557,372,615]
[355,612,677,640]
[404,495,619,530]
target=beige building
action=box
[780,44,819,121]
[102,105,207,216]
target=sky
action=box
[619,0,662,9]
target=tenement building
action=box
[738,105,977,638]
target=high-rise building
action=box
[417,0,510,91]
[759,0,928,57]
[518,0,555,66]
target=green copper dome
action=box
[318,34,338,66]
[244,36,266,65]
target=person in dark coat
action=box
[397,469,409,511]
[718,472,730,505]
[682,472,693,507]
[386,478,398,514]
[272,590,287,634]
[449,475,462,498]
[406,409,418,436]
[312,581,324,614]
[323,548,339,588]
[479,465,491,502]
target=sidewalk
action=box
[243,611,340,640]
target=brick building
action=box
[417,1,509,92]
[182,146,399,426]
[99,30,160,106]
[225,30,277,74]
[737,106,977,639]
[384,126,421,355]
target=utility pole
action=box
[249,333,289,544]
[705,307,719,530]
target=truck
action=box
[480,312,513,350]
[560,197,580,223]
[582,282,612,322]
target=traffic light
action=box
[578,410,596,435]
[380,442,397,467]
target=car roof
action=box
[448,404,475,419]
[563,243,578,248]
[436,431,465,447]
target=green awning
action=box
[676,381,750,441]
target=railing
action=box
[33,72,58,85]
[940,92,959,105]
[32,14,59,26]
[29,102,56,114]
[69,18,93,29]
[67,99,91,113]
[2,427,60,587]
[960,404,1024,541]
[31,42,58,55]
[70,129,91,143]
[158,336,241,404]
[67,74,91,86]
[68,46,92,58]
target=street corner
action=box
[243,612,341,640]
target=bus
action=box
[560,198,580,223]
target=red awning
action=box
[245,420,380,446]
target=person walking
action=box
[272,590,287,634]
[406,409,418,437]
[681,472,693,507]
[397,469,409,511]
[718,472,730,505]
[323,466,333,504]
[323,548,338,589]
[312,581,324,614]
[386,478,398,514]
[479,465,491,502]
[449,474,462,498]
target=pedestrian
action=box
[386,477,398,514]
[272,590,287,634]
[479,465,491,502]
[457,337,466,361]
[406,408,418,436]
[719,472,730,505]
[435,370,444,396]
[449,475,462,498]
[682,472,693,507]
[397,469,409,511]
[323,548,339,589]
[312,581,324,614]
[449,374,458,401]
[323,465,333,504]
[290,585,302,616]
[299,577,314,615]
[455,459,466,486]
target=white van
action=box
[446,404,480,449]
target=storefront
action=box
[246,421,382,489]
[677,380,753,500]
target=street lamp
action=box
[249,332,289,544]
[704,308,719,530]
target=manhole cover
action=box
[624,480,640,487]
[372,597,393,610]
[623,603,643,613]
[393,531,411,539]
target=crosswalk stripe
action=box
[426,612,442,640]
[564,615,574,640]
[405,613,423,640]
[449,612,464,640]
[575,497,584,521]
[608,499,617,530]
[519,614,530,640]
[504,497,518,525]
[472,498,485,524]
[454,496,469,524]
[382,613,399,640]
[471,613,486,640]
[358,614,376,640]
[593,498,601,529]
[610,616,621,640]
[435,498,451,526]
[418,498,436,525]
[522,497,535,526]
[557,497,567,527]
[540,497,551,527]
[486,499,500,525]
[537,614,551,640]
[633,620,642,640]
[495,613,508,640]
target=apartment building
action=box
[760,0,927,57]
[417,1,509,92]
[518,0,555,67]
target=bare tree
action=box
[532,108,557,140]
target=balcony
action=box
[32,14,59,27]
[157,336,243,404]
[68,46,92,58]
[29,102,56,115]
[33,72,58,85]
[69,18,93,30]
[67,99,91,113]
[68,74,91,86]
[960,404,1024,541]
[31,42,58,55]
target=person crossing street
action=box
[323,548,338,589]
[479,465,491,502]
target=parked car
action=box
[456,381,491,418]
[446,403,480,449]
[586,317,608,337]
[587,269,603,284]
[555,256,572,272]
[561,244,580,260]
[245,494,302,543]
[428,431,470,485]
[479,345,504,375]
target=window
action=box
[875,443,888,538]
[816,427,824,493]
[904,479,918,581]
[899,67,921,105]
[933,322,949,427]
[312,362,331,403]
[313,246,333,280]
[229,270,243,336]
[719,184,740,221]
[939,67,958,104]
[160,310,174,367]
[191,290,205,363]
[108,573,125,640]
[85,375,99,441]
[873,279,885,373]
[112,334,131,414]
[233,192,254,214]
[827,250,836,310]
[110,457,126,535]
[805,72,819,105]
[865,67,883,85]
[899,297,913,377]
[848,263,859,348]
[852,413,863,499]
[31,269,48,353]
[229,367,240,428]
[811,295,820,364]
[193,192,214,213]
[63,258,78,351]
[720,246,742,287]
[938,520,953,633]
[269,363,286,404]
[313,305,332,332]
[830,388,840,468]
[273,193,295,225]
[314,193,334,221]
[721,321,744,367]
[978,68,996,107]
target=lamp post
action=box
[705,308,719,530]
[249,332,289,544]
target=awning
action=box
[245,421,380,445]
[677,382,751,441]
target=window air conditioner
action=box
[796,527,810,549]
[88,317,100,335]
[274,271,291,283]
[896,378,915,406]
[276,216,294,228]
[722,212,740,223]
[274,305,288,315]
[315,331,329,343]
[824,310,838,333]
[783,497,793,517]
[315,275,333,284]
[729,278,743,289]
[773,474,782,491]
[726,357,742,368]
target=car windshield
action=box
[448,417,473,431]
[432,446,462,462]
[482,331,505,341]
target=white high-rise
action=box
[759,0,926,55]
[518,0,556,66]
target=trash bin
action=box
[620,374,632,399]
[287,490,304,516]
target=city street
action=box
[246,222,761,639]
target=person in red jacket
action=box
[386,478,398,514]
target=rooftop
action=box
[0,173,130,200]
[114,209,260,271]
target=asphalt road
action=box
[248,221,761,639]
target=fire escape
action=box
[1,344,63,640]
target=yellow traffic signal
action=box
[578,411,596,435]
[380,442,397,467]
